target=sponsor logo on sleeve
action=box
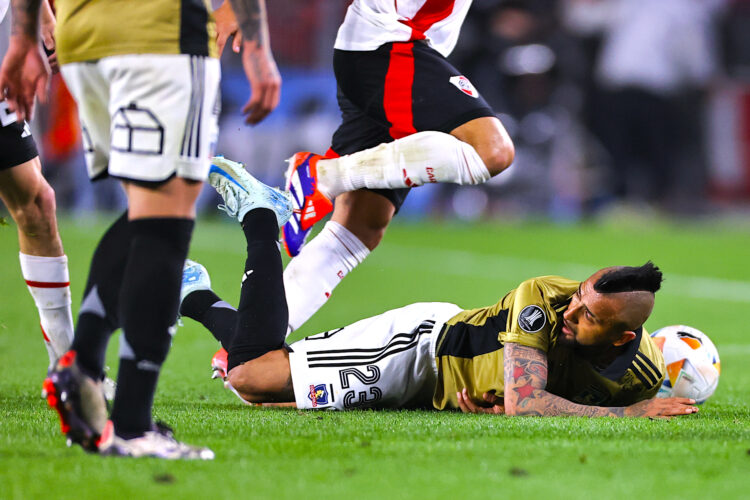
[518,305,546,333]
[449,75,479,98]
[308,384,329,407]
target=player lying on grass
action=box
[178,158,698,417]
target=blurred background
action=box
[5,0,750,223]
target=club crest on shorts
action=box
[308,384,329,407]
[518,305,546,333]
[449,75,479,98]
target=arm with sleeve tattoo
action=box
[502,343,698,417]
[226,0,280,124]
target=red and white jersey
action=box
[334,0,472,57]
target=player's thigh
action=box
[0,106,45,208]
[123,177,204,219]
[288,302,462,410]
[329,90,410,215]
[410,42,496,133]
[0,101,39,173]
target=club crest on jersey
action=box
[518,305,546,333]
[449,76,479,98]
[308,384,329,407]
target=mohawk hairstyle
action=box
[593,261,663,294]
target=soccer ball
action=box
[650,325,720,404]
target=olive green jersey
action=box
[54,0,217,65]
[433,276,665,410]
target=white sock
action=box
[19,253,75,366]
[315,131,491,199]
[284,221,370,334]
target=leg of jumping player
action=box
[283,116,513,333]
[282,42,513,333]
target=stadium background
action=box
[2,1,750,498]
[3,0,749,222]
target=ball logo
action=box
[449,76,479,98]
[518,305,546,333]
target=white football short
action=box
[61,54,220,183]
[289,302,462,410]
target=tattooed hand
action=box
[624,397,698,418]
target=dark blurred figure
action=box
[448,0,598,220]
[563,0,726,214]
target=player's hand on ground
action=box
[624,397,698,418]
[457,388,505,415]
[214,1,242,55]
[239,39,281,125]
[0,35,49,121]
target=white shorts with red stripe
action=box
[289,302,462,410]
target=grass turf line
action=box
[0,215,748,499]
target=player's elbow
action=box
[503,400,522,416]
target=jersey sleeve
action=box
[498,278,560,353]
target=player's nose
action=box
[563,303,578,323]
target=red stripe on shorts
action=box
[25,280,70,288]
[401,0,457,40]
[383,42,417,139]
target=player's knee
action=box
[479,134,515,177]
[11,183,56,237]
[36,183,58,225]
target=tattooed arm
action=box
[502,343,698,417]
[0,0,48,120]
[226,0,280,124]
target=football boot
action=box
[281,152,333,257]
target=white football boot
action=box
[97,420,215,460]
[209,156,293,227]
[180,259,212,305]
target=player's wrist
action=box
[9,32,40,48]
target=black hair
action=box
[593,262,663,294]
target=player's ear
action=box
[612,330,637,347]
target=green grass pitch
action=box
[1,215,749,499]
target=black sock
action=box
[180,289,238,349]
[72,211,129,379]
[110,217,194,438]
[227,209,288,371]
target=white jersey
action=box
[0,0,8,25]
[334,0,472,58]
